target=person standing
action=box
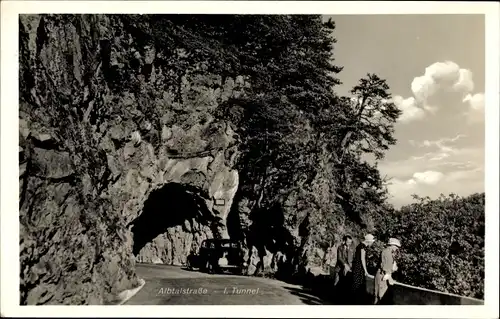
[350,234,376,304]
[334,235,354,287]
[333,235,354,304]
[374,238,401,304]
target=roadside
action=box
[124,263,331,305]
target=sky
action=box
[323,15,485,208]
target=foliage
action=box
[224,16,343,211]
[318,74,402,229]
[372,193,485,299]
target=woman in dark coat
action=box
[350,234,376,304]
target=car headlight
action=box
[243,262,248,267]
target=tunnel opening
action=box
[129,183,216,256]
[248,203,290,253]
[226,196,297,274]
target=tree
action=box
[208,16,347,269]
[321,74,402,227]
[226,16,343,214]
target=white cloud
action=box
[386,178,418,206]
[413,134,466,161]
[463,93,485,111]
[453,69,475,93]
[394,61,482,124]
[418,134,466,147]
[412,170,444,185]
[411,61,473,102]
[423,104,438,114]
[410,154,427,160]
[380,145,484,207]
[463,93,485,124]
[386,166,484,208]
[379,133,482,207]
[429,152,450,161]
[447,134,467,143]
[392,95,425,123]
[379,144,482,179]
[411,75,438,103]
[425,61,461,82]
[446,167,483,183]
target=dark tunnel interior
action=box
[130,183,214,255]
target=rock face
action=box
[19,14,243,304]
[19,120,139,305]
[228,153,352,277]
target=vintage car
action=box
[187,239,247,275]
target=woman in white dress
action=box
[374,238,401,304]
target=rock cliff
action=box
[19,14,242,304]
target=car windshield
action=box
[221,242,238,248]
[202,240,239,249]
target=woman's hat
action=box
[388,238,401,247]
[362,234,375,244]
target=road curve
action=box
[125,264,331,305]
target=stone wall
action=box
[365,275,484,305]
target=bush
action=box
[373,193,485,299]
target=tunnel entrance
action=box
[130,183,217,256]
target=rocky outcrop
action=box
[19,119,140,305]
[19,14,244,304]
[228,152,357,276]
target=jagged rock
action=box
[180,170,207,189]
[33,133,53,143]
[161,125,172,141]
[20,162,27,178]
[19,118,30,138]
[245,246,275,276]
[19,14,241,305]
[31,148,74,179]
[130,131,142,146]
[109,123,134,141]
[210,169,239,239]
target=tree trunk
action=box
[337,95,368,162]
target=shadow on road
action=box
[275,272,350,305]
[181,266,333,303]
[283,286,333,305]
